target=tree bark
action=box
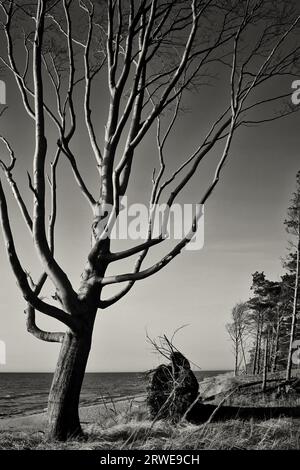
[262,335,268,393]
[240,336,247,374]
[252,322,260,375]
[257,327,262,375]
[271,312,281,374]
[47,319,95,441]
[234,338,239,376]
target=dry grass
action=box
[1,401,300,450]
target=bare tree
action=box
[226,302,249,375]
[0,0,299,440]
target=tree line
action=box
[227,171,300,387]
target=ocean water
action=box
[0,370,228,418]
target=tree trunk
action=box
[240,337,247,374]
[262,335,268,393]
[234,339,239,376]
[271,313,281,374]
[47,323,94,441]
[257,327,262,375]
[256,324,263,375]
[252,323,260,375]
[286,233,300,381]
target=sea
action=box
[0,371,229,418]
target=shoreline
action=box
[0,394,146,433]
[0,373,300,439]
[0,371,233,426]
[0,393,146,420]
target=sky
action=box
[0,1,300,373]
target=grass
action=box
[2,372,300,450]
[1,401,300,450]
[226,391,300,408]
[205,371,300,408]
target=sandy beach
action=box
[0,373,230,433]
[0,395,146,434]
[1,376,300,450]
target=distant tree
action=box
[272,273,295,372]
[0,0,299,440]
[226,302,249,375]
[269,280,286,373]
[260,283,281,391]
[247,272,282,376]
[248,272,268,375]
[264,280,283,374]
[284,172,300,381]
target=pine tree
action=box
[247,272,282,376]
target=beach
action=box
[1,372,300,450]
[0,395,146,433]
[0,370,231,436]
[1,396,300,450]
[0,370,228,418]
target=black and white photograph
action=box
[0,0,300,459]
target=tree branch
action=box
[0,177,78,331]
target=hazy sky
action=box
[0,2,299,373]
